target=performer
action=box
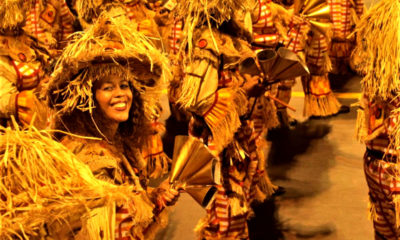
[175,0,278,238]
[0,124,152,239]
[24,0,75,55]
[286,0,347,118]
[355,1,400,239]
[328,0,364,74]
[74,0,164,47]
[250,0,292,131]
[72,0,172,179]
[0,0,50,129]
[47,13,178,239]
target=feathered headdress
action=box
[48,11,169,121]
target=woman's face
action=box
[95,75,133,123]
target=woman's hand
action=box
[154,180,181,211]
[157,187,180,208]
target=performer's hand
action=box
[241,73,265,97]
[156,185,180,209]
[291,15,304,25]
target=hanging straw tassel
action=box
[355,106,367,142]
[0,121,140,239]
[303,75,341,117]
[142,133,171,179]
[354,0,400,101]
[202,88,243,152]
[229,197,249,217]
[75,203,116,240]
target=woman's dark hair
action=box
[54,72,151,148]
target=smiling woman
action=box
[46,11,178,240]
[94,74,133,136]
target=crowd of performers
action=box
[2,0,400,239]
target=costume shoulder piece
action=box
[61,135,125,183]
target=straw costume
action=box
[286,0,342,117]
[175,0,277,238]
[0,0,51,129]
[354,1,400,239]
[23,0,75,55]
[73,0,171,179]
[250,0,293,132]
[0,122,146,239]
[328,0,364,74]
[74,0,164,47]
[47,12,175,240]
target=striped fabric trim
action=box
[364,153,400,239]
[59,2,74,42]
[252,0,279,47]
[355,0,364,16]
[306,33,328,67]
[328,0,353,39]
[168,18,183,55]
[218,70,233,88]
[115,205,134,240]
[285,23,308,53]
[12,60,40,91]
[25,0,74,47]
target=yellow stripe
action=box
[292,91,361,99]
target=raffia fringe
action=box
[303,92,341,117]
[126,193,156,227]
[177,73,204,109]
[253,186,267,203]
[142,133,171,179]
[0,122,137,238]
[229,197,248,217]
[354,0,400,100]
[143,209,169,240]
[356,108,367,142]
[257,173,278,199]
[77,203,116,240]
[263,97,280,130]
[203,88,242,152]
[147,153,171,179]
